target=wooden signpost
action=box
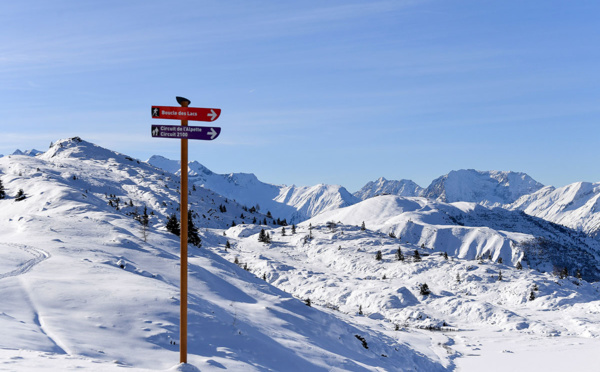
[151,96,221,364]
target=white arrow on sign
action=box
[208,127,218,140]
[207,109,217,121]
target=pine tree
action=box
[358,305,363,315]
[559,267,568,279]
[395,247,404,261]
[498,270,503,281]
[281,227,286,236]
[419,283,431,295]
[516,261,523,270]
[413,250,422,262]
[0,179,5,199]
[291,224,296,234]
[443,252,448,260]
[138,206,150,242]
[375,250,383,261]
[258,229,271,243]
[187,212,201,247]
[304,298,311,307]
[225,240,231,249]
[15,189,26,201]
[529,290,535,301]
[140,206,149,227]
[456,273,461,283]
[360,221,366,231]
[166,214,180,236]
[258,229,266,243]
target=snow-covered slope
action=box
[215,217,600,370]
[31,137,264,230]
[226,220,600,331]
[306,195,600,281]
[218,196,600,369]
[354,177,423,200]
[275,183,359,222]
[509,182,600,239]
[4,137,600,370]
[147,155,359,223]
[422,169,544,207]
[0,138,446,371]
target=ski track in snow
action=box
[20,278,70,355]
[0,244,67,354]
[0,243,50,280]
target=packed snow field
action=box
[1,137,600,371]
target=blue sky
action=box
[1,1,599,192]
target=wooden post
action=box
[179,98,189,364]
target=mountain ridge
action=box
[421,169,545,207]
[147,155,359,224]
[353,177,423,200]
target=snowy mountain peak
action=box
[146,155,180,174]
[354,177,423,200]
[189,161,214,177]
[12,149,43,157]
[146,156,216,179]
[41,137,137,163]
[509,181,600,239]
[422,169,544,207]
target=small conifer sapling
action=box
[166,214,180,236]
[395,247,404,261]
[0,179,6,199]
[413,250,422,262]
[15,189,26,201]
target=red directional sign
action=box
[151,124,221,141]
[151,106,221,122]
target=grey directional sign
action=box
[151,124,221,141]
